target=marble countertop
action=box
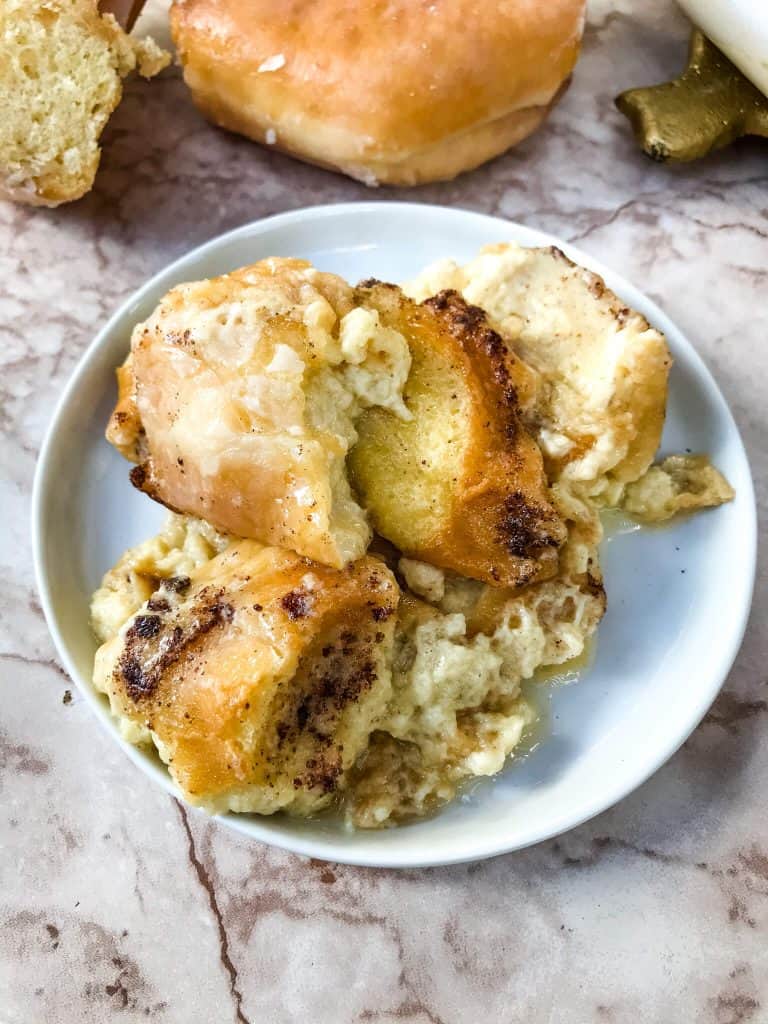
[1,1,766,1021]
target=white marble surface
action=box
[1,2,767,1021]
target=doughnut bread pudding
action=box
[92,245,734,826]
[169,0,587,186]
[94,527,399,816]
[0,0,169,207]
[107,258,407,568]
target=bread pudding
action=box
[93,517,399,815]
[108,257,413,568]
[92,245,734,827]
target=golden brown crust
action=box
[170,0,585,185]
[349,284,566,588]
[421,290,565,575]
[94,541,400,810]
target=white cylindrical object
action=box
[678,0,768,97]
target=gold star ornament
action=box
[615,30,768,162]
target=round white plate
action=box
[32,203,756,868]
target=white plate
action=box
[32,203,757,868]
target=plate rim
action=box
[31,201,758,868]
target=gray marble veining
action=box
[1,2,766,1021]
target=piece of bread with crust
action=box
[107,257,414,568]
[406,243,673,502]
[93,534,400,815]
[348,283,566,588]
[0,0,169,207]
[169,0,586,186]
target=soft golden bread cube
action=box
[106,258,413,568]
[0,0,168,207]
[406,243,673,502]
[348,283,566,588]
[93,535,400,814]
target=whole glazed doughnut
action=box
[170,0,586,185]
